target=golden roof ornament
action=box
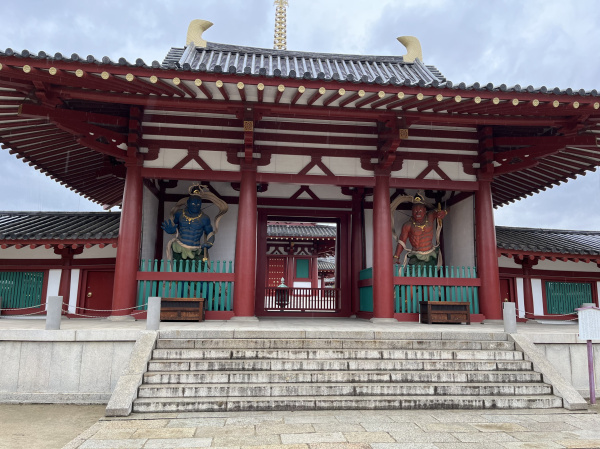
[273,0,289,50]
[397,36,423,63]
[187,19,213,48]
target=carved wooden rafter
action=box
[416,160,451,180]
[172,149,213,170]
[298,155,335,176]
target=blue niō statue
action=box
[162,194,215,261]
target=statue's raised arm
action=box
[163,184,228,262]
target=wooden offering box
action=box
[420,301,470,325]
[160,297,205,322]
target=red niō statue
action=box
[394,195,447,266]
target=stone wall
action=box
[530,334,600,399]
[0,329,138,404]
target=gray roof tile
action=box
[0,212,120,241]
[496,226,600,256]
[267,224,336,239]
[166,42,445,87]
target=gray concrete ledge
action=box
[105,331,158,417]
[509,334,588,410]
[0,393,110,404]
[0,329,141,342]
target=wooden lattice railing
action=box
[359,265,481,314]
[264,287,341,312]
[137,259,234,312]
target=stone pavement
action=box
[63,407,600,449]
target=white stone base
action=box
[370,318,398,324]
[229,316,260,322]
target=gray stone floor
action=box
[63,407,600,449]
[0,315,582,337]
[0,404,105,449]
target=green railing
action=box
[0,271,45,309]
[137,259,234,312]
[359,268,373,312]
[358,265,480,314]
[394,265,479,314]
[546,281,592,315]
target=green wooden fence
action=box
[359,268,373,312]
[0,271,45,309]
[394,265,479,314]
[358,265,480,314]
[545,281,592,315]
[137,259,234,312]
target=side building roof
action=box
[0,211,120,243]
[496,226,600,257]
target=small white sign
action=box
[578,307,600,341]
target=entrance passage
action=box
[257,213,349,317]
[264,286,341,312]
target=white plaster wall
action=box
[141,185,159,263]
[68,269,80,313]
[443,196,475,268]
[364,209,373,268]
[0,246,61,260]
[515,277,525,318]
[45,270,61,309]
[438,161,477,182]
[498,257,521,269]
[535,259,600,273]
[532,278,544,315]
[498,257,600,273]
[73,246,117,259]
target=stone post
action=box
[146,297,161,330]
[45,296,62,330]
[503,302,517,333]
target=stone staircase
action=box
[132,331,563,413]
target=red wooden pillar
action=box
[519,258,537,319]
[351,188,364,315]
[233,164,258,318]
[372,170,395,319]
[111,160,143,317]
[311,254,319,289]
[475,179,502,319]
[57,249,73,313]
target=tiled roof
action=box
[1,44,598,96]
[318,259,336,271]
[496,226,600,256]
[267,224,337,239]
[0,212,120,241]
[164,42,445,87]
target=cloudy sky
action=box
[1,0,599,230]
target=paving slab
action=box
[57,408,600,449]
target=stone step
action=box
[151,348,524,361]
[137,382,552,398]
[132,394,563,413]
[143,369,543,384]
[147,358,534,372]
[157,330,509,342]
[155,338,515,351]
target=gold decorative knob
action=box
[87,292,92,298]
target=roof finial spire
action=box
[273,0,289,50]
